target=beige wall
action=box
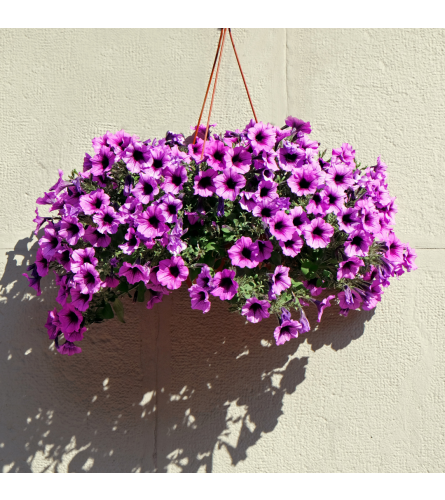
[0,28,443,473]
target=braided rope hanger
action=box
[192,28,258,160]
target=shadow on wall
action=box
[0,236,374,473]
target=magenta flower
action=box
[136,205,168,239]
[123,140,152,173]
[70,289,93,312]
[344,229,372,257]
[270,265,291,295]
[303,218,334,249]
[57,340,82,356]
[105,274,120,288]
[403,245,417,272]
[313,294,336,322]
[224,146,252,174]
[188,285,211,313]
[278,142,305,171]
[332,143,355,167]
[35,248,49,277]
[360,208,381,235]
[324,184,345,214]
[58,303,83,336]
[71,247,98,273]
[23,272,41,296]
[285,116,311,135]
[255,240,273,262]
[247,122,276,154]
[55,246,73,272]
[287,166,320,196]
[279,232,303,257]
[194,169,217,197]
[59,216,84,245]
[269,211,295,241]
[45,308,61,339]
[162,165,188,195]
[188,138,205,162]
[157,256,189,290]
[274,320,301,346]
[214,168,246,201]
[119,261,150,285]
[252,199,278,222]
[159,194,183,223]
[211,269,239,301]
[39,227,62,260]
[132,174,159,204]
[119,227,140,255]
[36,191,58,206]
[205,140,228,170]
[109,130,132,158]
[338,289,362,310]
[145,146,171,177]
[289,206,310,234]
[93,206,120,234]
[196,265,214,290]
[91,146,116,176]
[337,207,360,233]
[241,298,270,324]
[119,196,142,223]
[79,189,110,215]
[337,257,364,280]
[146,290,165,309]
[384,232,404,263]
[228,236,259,269]
[255,180,278,203]
[73,263,102,294]
[306,192,329,216]
[325,163,355,192]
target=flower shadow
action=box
[0,236,373,473]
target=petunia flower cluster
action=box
[24,118,417,355]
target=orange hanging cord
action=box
[192,28,258,159]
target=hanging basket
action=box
[24,29,417,355]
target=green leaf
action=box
[112,298,125,323]
[270,251,281,266]
[221,227,232,233]
[188,267,200,282]
[137,281,146,302]
[98,302,114,320]
[301,266,310,276]
[213,258,223,271]
[117,281,129,293]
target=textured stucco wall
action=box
[0,28,443,473]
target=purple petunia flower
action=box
[188,138,205,162]
[241,297,270,324]
[332,143,355,168]
[45,308,61,339]
[109,130,132,159]
[167,219,188,255]
[270,265,291,296]
[287,166,321,196]
[274,320,301,346]
[324,184,346,214]
[337,257,364,280]
[123,140,152,173]
[247,122,276,155]
[255,180,278,203]
[35,248,49,277]
[205,140,228,170]
[285,116,312,135]
[70,289,93,312]
[255,240,273,262]
[157,256,189,290]
[325,162,355,192]
[338,289,362,310]
[303,217,334,249]
[289,206,310,234]
[306,192,329,216]
[188,285,211,313]
[73,263,102,294]
[162,165,188,195]
[344,229,372,257]
[92,206,120,234]
[146,289,165,309]
[224,146,252,174]
[119,261,150,285]
[132,174,159,204]
[23,272,42,296]
[105,274,120,288]
[39,227,62,260]
[59,216,85,245]
[56,340,82,356]
[70,247,98,273]
[279,231,303,257]
[79,189,110,215]
[211,269,239,301]
[157,194,182,224]
[90,146,116,177]
[313,294,336,322]
[37,191,58,206]
[83,226,111,247]
[136,205,168,239]
[269,211,295,241]
[278,141,305,171]
[119,227,141,255]
[337,207,360,233]
[384,232,405,263]
[58,303,83,337]
[55,246,73,272]
[252,199,278,222]
[193,169,217,198]
[145,146,171,177]
[214,168,246,201]
[228,236,259,269]
[196,265,214,290]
